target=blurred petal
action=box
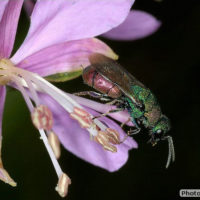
[12,0,134,63]
[0,0,9,21]
[0,0,23,58]
[0,86,6,138]
[15,38,118,77]
[102,10,161,41]
[40,94,137,172]
[23,0,34,16]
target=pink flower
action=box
[0,0,139,197]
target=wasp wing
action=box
[89,54,146,106]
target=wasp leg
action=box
[125,117,141,135]
[128,127,141,135]
[120,118,131,129]
[120,127,141,144]
[120,119,141,143]
[92,108,124,120]
[106,98,124,105]
[119,118,131,143]
[74,91,111,101]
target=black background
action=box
[1,1,200,199]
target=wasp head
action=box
[150,115,171,144]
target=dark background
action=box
[1,0,200,199]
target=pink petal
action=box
[0,0,23,58]
[39,93,137,172]
[0,1,9,22]
[12,0,134,63]
[15,38,118,77]
[102,10,161,41]
[0,86,6,138]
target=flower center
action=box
[0,59,16,85]
[0,58,122,197]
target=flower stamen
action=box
[0,58,122,196]
[39,129,63,177]
[55,173,71,198]
[48,131,61,159]
[70,107,94,129]
[106,128,121,145]
[94,131,117,153]
[31,105,53,131]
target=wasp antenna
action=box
[169,136,175,162]
[165,139,171,169]
[165,136,175,168]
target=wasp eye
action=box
[156,129,162,134]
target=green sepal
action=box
[45,69,83,82]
